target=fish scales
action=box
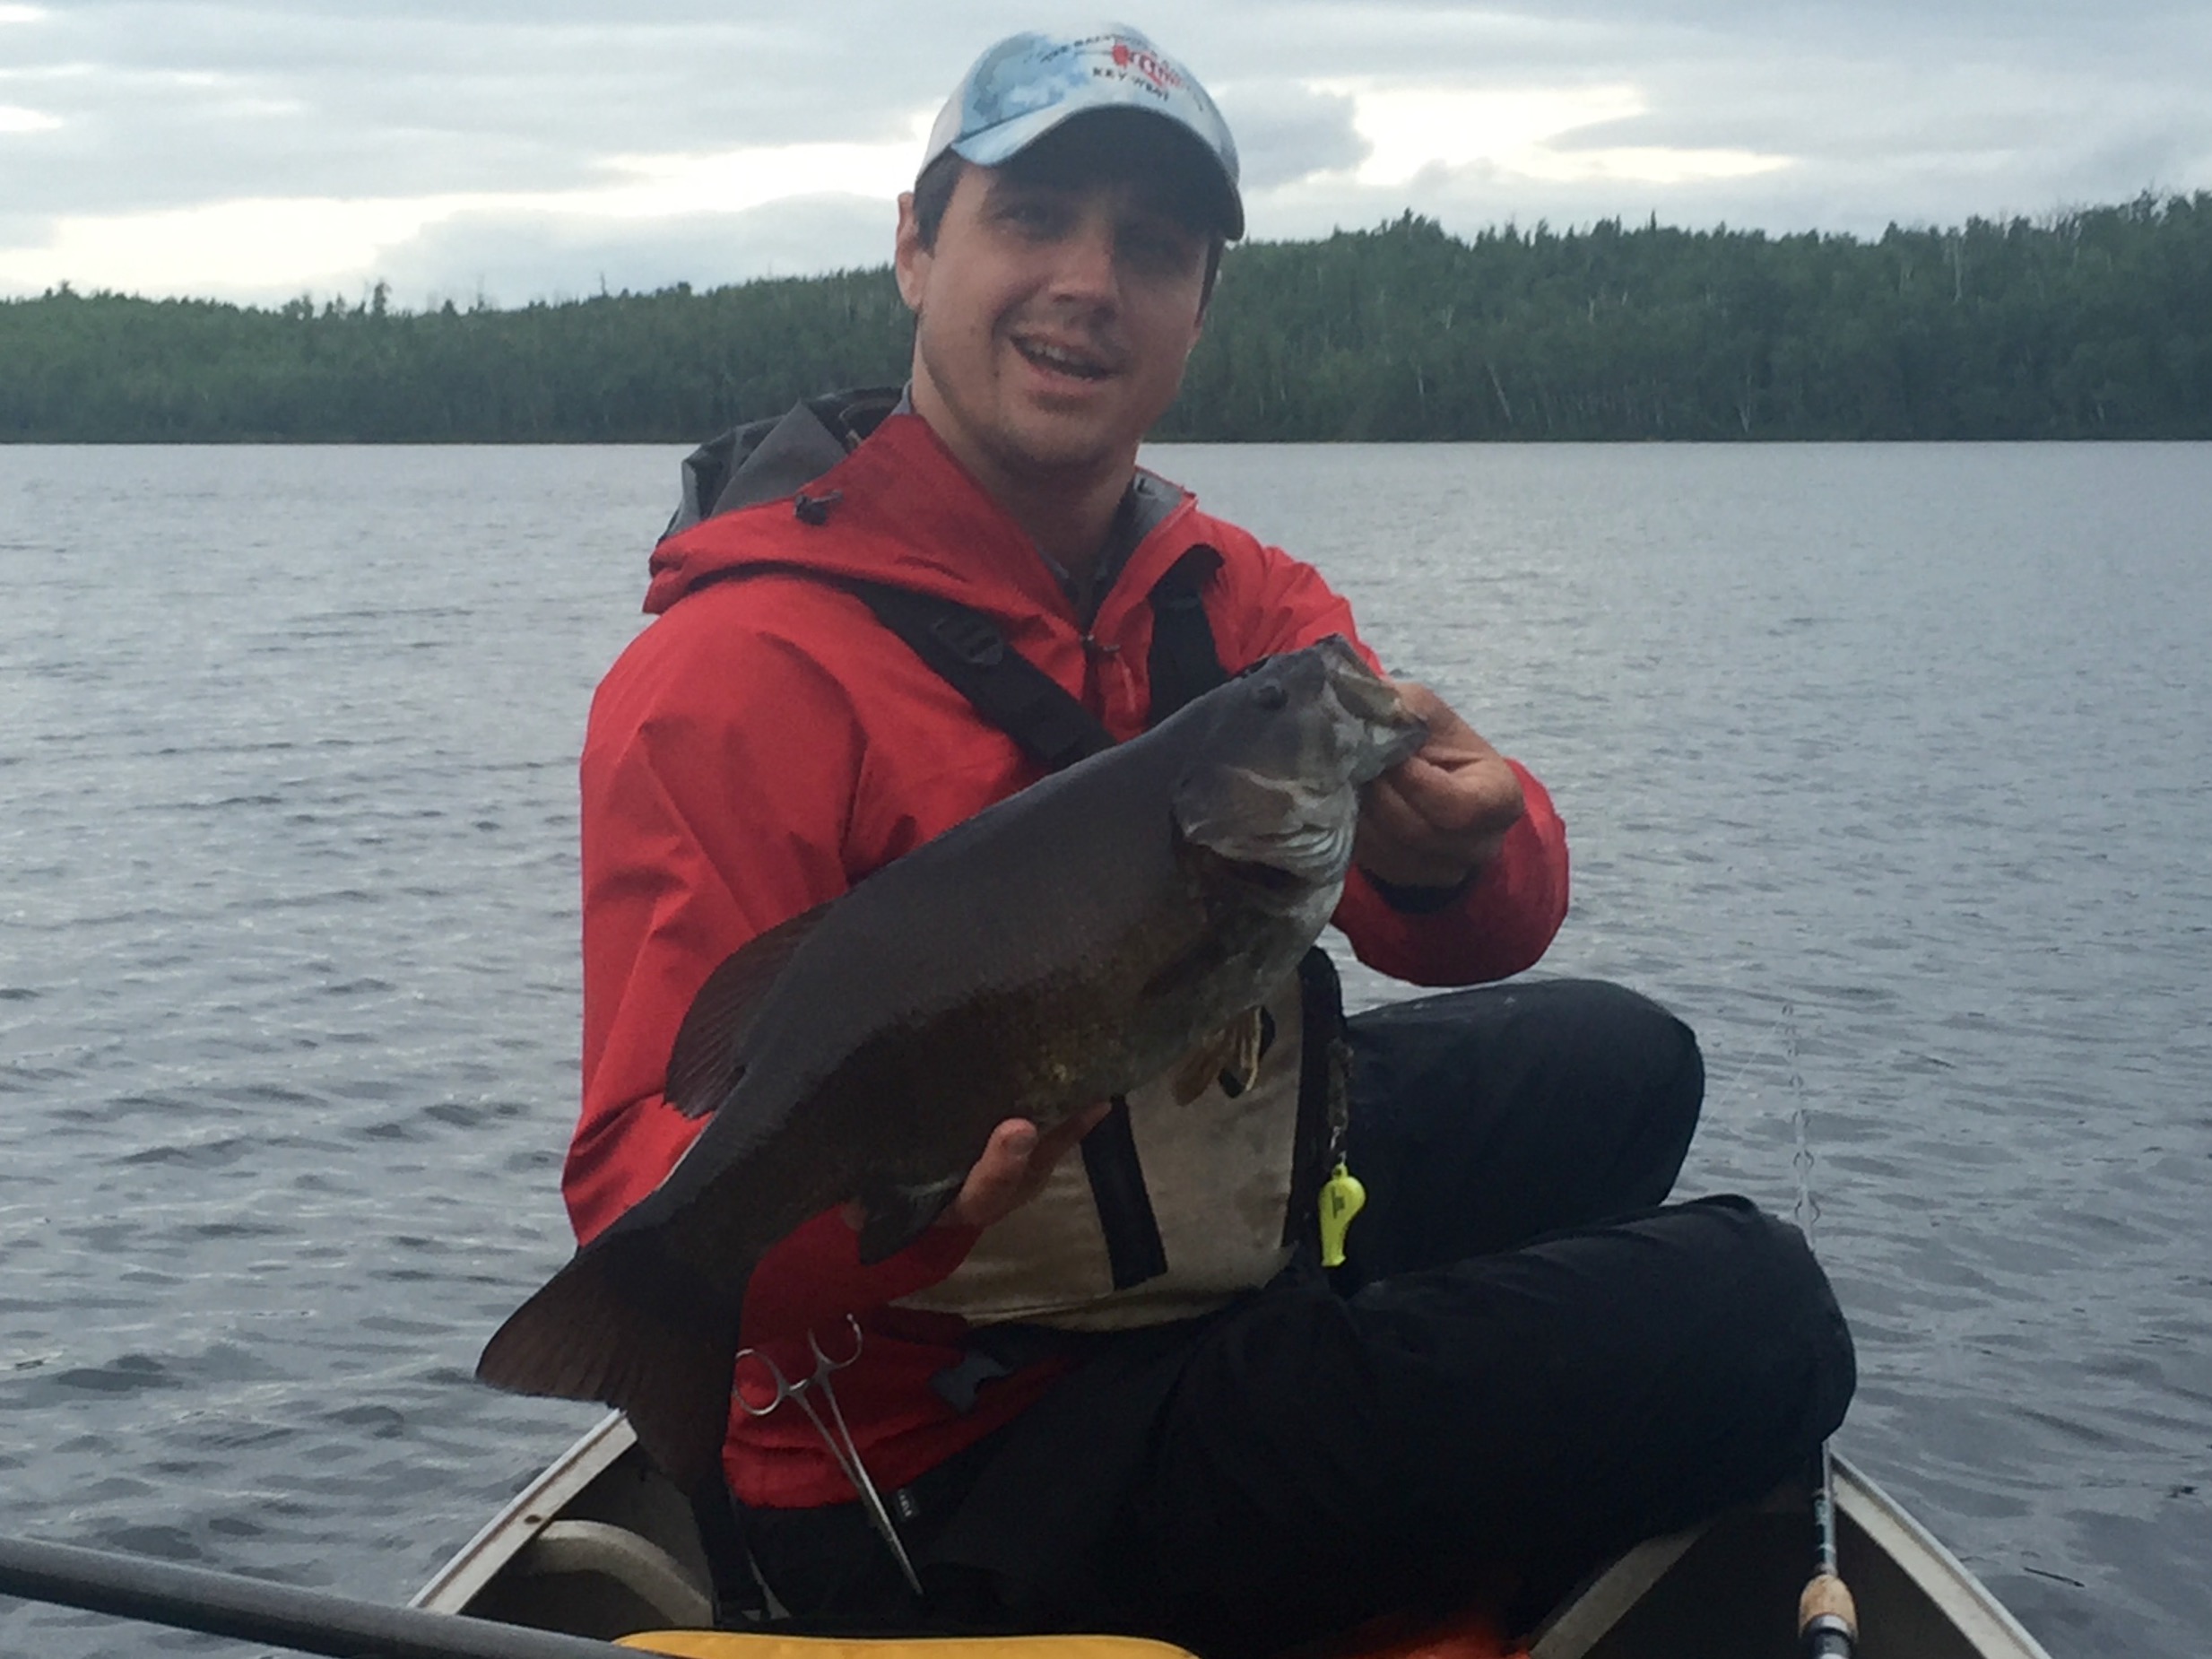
[479,636,1425,1484]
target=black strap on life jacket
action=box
[839,578,1115,774]
[1078,1095,1169,1292]
[837,548,1228,1292]
[1286,949,1351,1248]
[1143,546,1228,721]
[841,542,1228,766]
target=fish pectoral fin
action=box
[1222,1005,1266,1097]
[853,1175,965,1264]
[664,900,833,1118]
[1169,1040,1217,1105]
[1171,1006,1266,1104]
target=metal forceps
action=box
[732,1315,922,1596]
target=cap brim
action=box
[950,107,1245,240]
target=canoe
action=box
[413,1412,2054,1658]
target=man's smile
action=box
[1011,331,1118,382]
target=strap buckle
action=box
[928,610,1006,668]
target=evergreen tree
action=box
[4,195,2206,442]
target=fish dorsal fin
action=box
[664,903,829,1119]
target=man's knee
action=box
[1678,1196,1858,1438]
[1502,978,1706,1186]
[1342,978,1708,1248]
[1349,976,1698,1091]
[1534,977,1704,1126]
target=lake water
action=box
[3,441,2208,1657]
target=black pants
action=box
[737,981,1855,1656]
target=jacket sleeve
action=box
[1211,532,1571,986]
[564,591,980,1327]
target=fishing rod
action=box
[1800,1441,1857,1658]
[0,1533,634,1659]
[1784,1003,1858,1659]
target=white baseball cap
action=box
[920,25,1244,239]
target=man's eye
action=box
[1001,198,1065,236]
[1122,229,1195,275]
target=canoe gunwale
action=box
[418,1427,2055,1659]
[414,1412,640,1615]
[1831,1455,2054,1659]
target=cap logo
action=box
[1109,38,1186,93]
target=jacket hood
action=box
[643,408,1200,633]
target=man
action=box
[565,25,1852,1656]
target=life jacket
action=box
[669,391,1352,1333]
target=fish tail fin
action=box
[477,1241,740,1490]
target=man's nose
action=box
[1045,218,1121,306]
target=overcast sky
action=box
[3,1,2207,309]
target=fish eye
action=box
[1253,681,1288,711]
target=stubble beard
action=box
[918,329,1137,499]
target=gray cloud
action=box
[1,3,958,215]
[1216,82,1369,193]
[3,0,2207,301]
[370,194,895,311]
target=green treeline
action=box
[4,192,2208,442]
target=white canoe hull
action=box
[418,1413,2052,1659]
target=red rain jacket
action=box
[564,413,1570,1507]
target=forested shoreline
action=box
[4,193,2207,443]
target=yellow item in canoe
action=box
[619,1636,1198,1659]
[618,1611,1527,1659]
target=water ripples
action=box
[5,441,2210,1657]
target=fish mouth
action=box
[1170,638,1428,890]
[1369,712,1428,778]
[1316,645,1427,785]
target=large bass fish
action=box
[479,635,1426,1482]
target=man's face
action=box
[895,158,1211,500]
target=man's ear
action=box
[1186,263,1211,347]
[1193,239,1224,330]
[894,192,929,313]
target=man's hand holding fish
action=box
[933,1102,1116,1235]
[1352,681,1530,891]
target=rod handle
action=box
[1799,1570,1858,1657]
